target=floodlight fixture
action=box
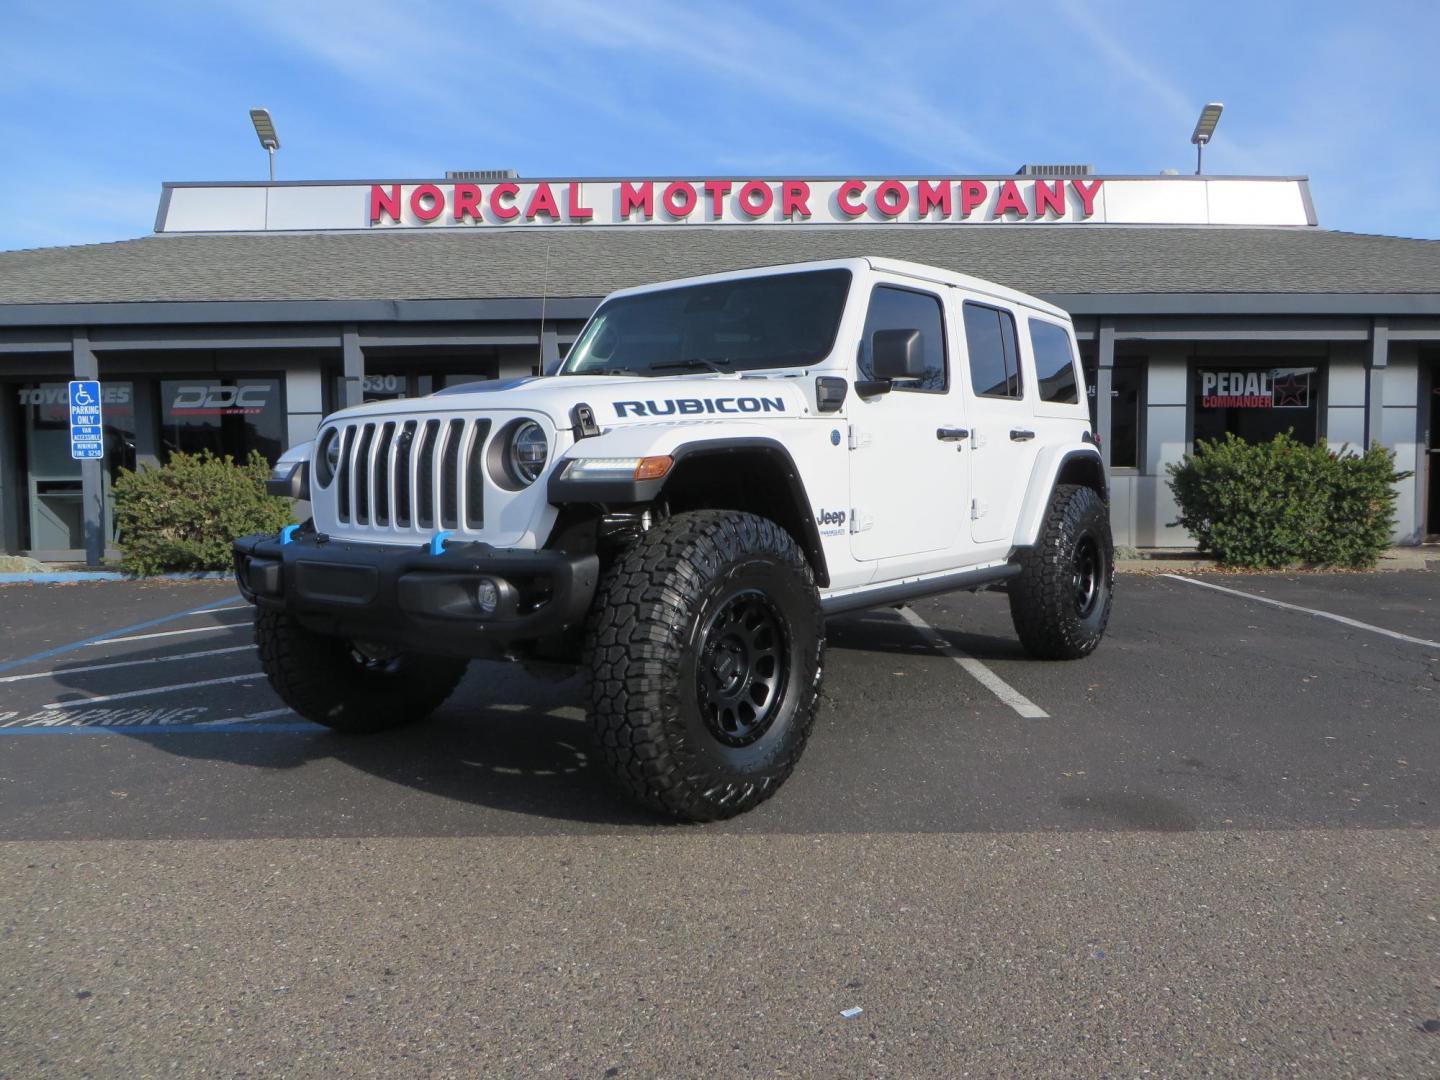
[1190,102,1224,174]
[249,107,280,180]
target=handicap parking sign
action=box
[69,380,104,460]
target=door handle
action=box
[1009,429,1035,442]
[936,427,969,442]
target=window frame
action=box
[961,300,1024,401]
[857,282,950,395]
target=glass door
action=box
[17,382,136,551]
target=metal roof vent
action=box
[445,169,520,181]
[1014,164,1094,177]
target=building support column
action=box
[73,329,104,567]
[1366,317,1388,447]
[341,323,364,409]
[1095,318,1115,469]
[540,328,561,375]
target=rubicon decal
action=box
[614,397,786,418]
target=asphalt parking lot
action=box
[2,571,1438,1076]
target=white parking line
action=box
[0,646,253,684]
[42,672,266,709]
[1163,574,1440,650]
[86,620,252,646]
[192,604,249,615]
[897,606,1049,718]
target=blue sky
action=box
[2,0,1437,251]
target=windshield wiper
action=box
[649,357,732,374]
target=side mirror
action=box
[871,328,925,381]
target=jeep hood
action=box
[326,373,816,427]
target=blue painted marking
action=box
[429,531,452,556]
[280,524,299,545]
[0,723,322,736]
[0,594,244,676]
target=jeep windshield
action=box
[560,268,851,377]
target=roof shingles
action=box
[0,226,1437,307]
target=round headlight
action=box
[507,421,548,486]
[315,428,342,487]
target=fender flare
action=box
[1010,445,1108,548]
[548,436,828,587]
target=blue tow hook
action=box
[279,524,299,545]
[428,530,453,556]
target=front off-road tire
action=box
[255,609,468,733]
[1009,484,1114,660]
[586,510,825,821]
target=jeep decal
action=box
[613,397,786,418]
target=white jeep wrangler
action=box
[235,257,1112,820]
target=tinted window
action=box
[1029,319,1079,403]
[858,286,947,391]
[160,378,284,465]
[963,302,1022,398]
[562,268,851,376]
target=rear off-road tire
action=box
[1009,484,1114,660]
[255,609,468,733]
[586,510,825,822]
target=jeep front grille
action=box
[331,417,491,533]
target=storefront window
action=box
[1192,365,1322,448]
[160,377,283,464]
[15,382,136,550]
[1082,362,1141,469]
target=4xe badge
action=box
[816,507,848,536]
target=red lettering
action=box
[370,184,402,224]
[410,184,444,223]
[917,179,951,217]
[993,180,1029,217]
[662,181,697,217]
[703,179,732,217]
[959,179,988,218]
[781,180,812,218]
[525,182,561,221]
[567,182,593,221]
[490,182,519,221]
[1072,178,1103,217]
[874,179,909,218]
[1034,180,1065,217]
[837,179,867,218]
[619,181,654,219]
[452,183,482,222]
[737,181,773,217]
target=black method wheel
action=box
[255,609,468,733]
[586,510,824,822]
[1008,484,1114,660]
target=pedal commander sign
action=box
[1198,369,1313,409]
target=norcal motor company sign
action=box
[368,177,1105,228]
[154,176,1317,232]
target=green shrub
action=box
[1166,434,1408,569]
[114,450,293,575]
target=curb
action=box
[0,571,233,584]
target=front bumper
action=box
[232,531,599,659]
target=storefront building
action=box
[1,171,1437,561]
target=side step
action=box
[820,562,1021,617]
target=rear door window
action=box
[962,302,1022,399]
